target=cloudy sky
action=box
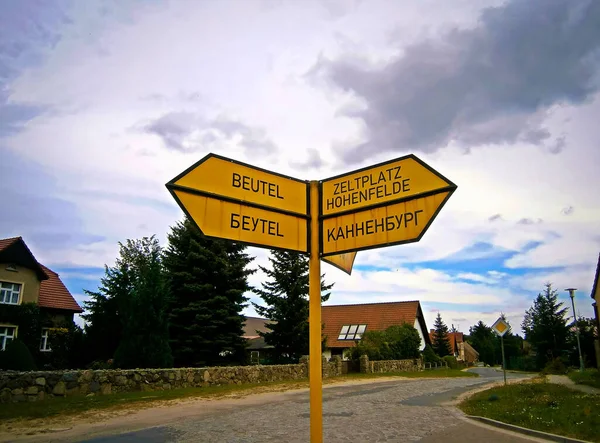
[2,0,599,335]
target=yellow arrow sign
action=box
[168,153,308,216]
[321,154,456,217]
[322,251,357,275]
[321,191,452,256]
[172,190,308,253]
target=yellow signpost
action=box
[321,191,452,256]
[166,152,456,443]
[170,153,308,215]
[492,317,511,385]
[322,251,357,275]
[172,190,309,252]
[321,154,455,217]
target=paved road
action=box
[33,368,545,443]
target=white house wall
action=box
[414,318,426,350]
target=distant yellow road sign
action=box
[169,153,308,216]
[492,317,510,337]
[322,251,357,275]
[171,190,308,253]
[320,154,456,217]
[321,191,453,256]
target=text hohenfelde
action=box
[326,165,411,211]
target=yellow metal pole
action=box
[309,180,322,443]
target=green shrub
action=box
[443,355,459,369]
[422,344,441,363]
[0,339,37,371]
[542,357,568,375]
[349,323,421,362]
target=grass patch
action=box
[0,380,307,422]
[568,369,600,390]
[459,380,600,442]
[0,369,477,422]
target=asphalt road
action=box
[22,368,545,443]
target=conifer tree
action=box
[432,312,452,357]
[163,217,255,367]
[113,236,173,369]
[522,282,570,368]
[252,251,333,363]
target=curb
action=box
[466,415,592,443]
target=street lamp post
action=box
[565,288,585,372]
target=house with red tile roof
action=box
[0,237,82,353]
[321,301,431,360]
[428,329,479,363]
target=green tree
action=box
[568,317,598,368]
[468,321,496,365]
[349,323,421,361]
[252,251,333,363]
[521,282,570,368]
[496,314,523,368]
[81,260,128,364]
[432,313,452,357]
[112,236,173,369]
[163,218,255,367]
[0,339,36,371]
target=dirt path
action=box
[546,374,600,395]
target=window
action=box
[0,282,21,305]
[40,328,51,352]
[338,324,367,340]
[0,326,17,351]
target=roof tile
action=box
[0,237,82,313]
[38,264,83,313]
[322,301,420,348]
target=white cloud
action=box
[3,0,600,335]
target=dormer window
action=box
[0,282,21,305]
[338,324,367,340]
[5,264,17,272]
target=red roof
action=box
[322,301,426,349]
[0,237,82,313]
[429,330,464,354]
[0,237,20,250]
[39,264,83,313]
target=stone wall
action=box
[0,363,308,403]
[322,356,342,378]
[358,355,423,374]
[0,358,345,403]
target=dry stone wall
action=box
[0,363,309,403]
[359,355,423,373]
[0,358,345,403]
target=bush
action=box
[349,324,421,362]
[508,355,539,372]
[0,339,36,371]
[422,344,441,363]
[443,355,459,369]
[542,357,568,375]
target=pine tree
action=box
[113,236,173,369]
[468,320,496,365]
[252,251,333,363]
[432,313,452,357]
[163,217,255,367]
[522,282,570,368]
[82,254,131,363]
[83,236,173,368]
